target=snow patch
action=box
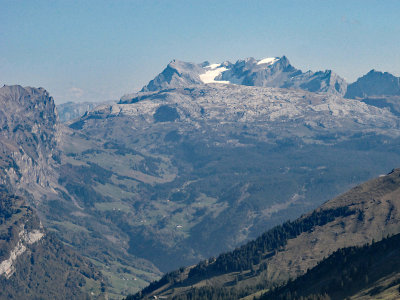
[200,64,230,84]
[257,57,278,65]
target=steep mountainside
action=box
[127,168,400,299]
[0,85,107,298]
[62,82,400,278]
[0,85,60,203]
[0,189,105,299]
[132,56,347,96]
[140,60,205,92]
[260,232,400,300]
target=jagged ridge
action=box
[132,56,347,97]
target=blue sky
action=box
[1,0,399,103]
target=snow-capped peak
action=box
[199,64,230,84]
[257,57,279,65]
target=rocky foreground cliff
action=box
[0,85,61,204]
[0,85,105,299]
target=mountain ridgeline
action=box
[127,168,400,299]
[345,69,400,99]
[127,56,347,97]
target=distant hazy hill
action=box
[57,100,116,123]
[126,168,400,299]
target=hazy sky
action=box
[1,0,399,103]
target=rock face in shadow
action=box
[345,70,400,98]
[345,70,400,118]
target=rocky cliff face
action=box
[0,190,105,299]
[0,85,162,297]
[0,85,106,299]
[0,192,44,279]
[0,85,61,204]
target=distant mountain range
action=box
[137,56,347,96]
[61,56,400,123]
[120,55,400,120]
